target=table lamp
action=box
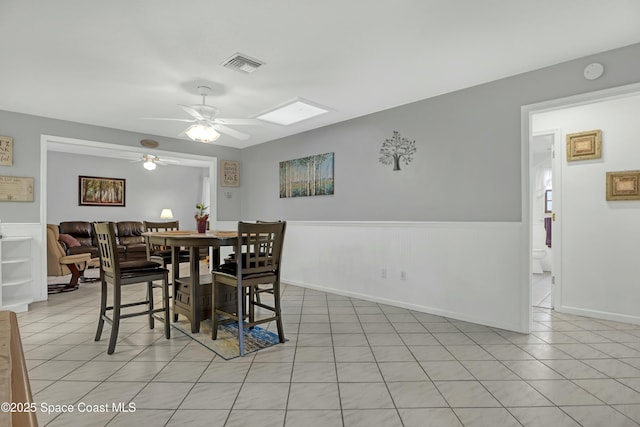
[160,209,174,220]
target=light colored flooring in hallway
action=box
[19,274,640,426]
[532,272,552,309]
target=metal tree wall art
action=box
[379,131,417,171]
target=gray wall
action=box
[47,151,207,227]
[241,42,640,221]
[3,43,640,224]
[0,110,242,222]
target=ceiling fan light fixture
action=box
[143,159,157,170]
[185,123,220,143]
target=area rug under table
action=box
[170,317,283,359]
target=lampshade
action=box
[143,159,156,170]
[185,123,220,143]
[160,209,174,220]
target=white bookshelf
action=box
[0,236,34,312]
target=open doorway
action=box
[531,133,554,309]
[37,135,218,297]
[525,82,640,328]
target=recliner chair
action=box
[46,224,92,293]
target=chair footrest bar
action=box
[101,307,167,322]
[251,301,276,311]
[104,300,150,310]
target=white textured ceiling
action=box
[1,1,640,149]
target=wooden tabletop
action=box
[0,311,38,427]
[142,230,237,238]
[142,230,238,249]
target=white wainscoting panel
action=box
[282,221,526,333]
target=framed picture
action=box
[0,135,13,166]
[0,175,34,202]
[220,160,240,187]
[279,152,334,198]
[79,175,126,206]
[566,129,602,161]
[606,170,640,201]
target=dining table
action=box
[142,229,238,333]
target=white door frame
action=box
[38,134,218,299]
[522,81,640,328]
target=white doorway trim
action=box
[522,81,640,329]
[38,134,218,299]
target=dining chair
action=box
[93,222,171,354]
[211,221,286,355]
[143,220,190,269]
[254,220,284,304]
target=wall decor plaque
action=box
[79,175,126,206]
[220,160,240,187]
[566,129,602,161]
[0,136,13,166]
[606,170,640,201]
[0,175,34,202]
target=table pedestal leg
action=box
[189,246,200,333]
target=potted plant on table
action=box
[195,203,209,233]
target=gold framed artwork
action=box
[220,160,240,187]
[566,129,601,161]
[79,175,126,206]
[606,170,640,201]
[0,136,13,166]
[0,175,34,202]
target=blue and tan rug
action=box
[171,317,283,359]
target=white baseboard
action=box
[556,304,640,326]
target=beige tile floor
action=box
[19,273,640,426]
[532,273,552,309]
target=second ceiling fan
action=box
[146,85,260,142]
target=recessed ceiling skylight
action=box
[256,99,330,126]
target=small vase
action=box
[196,220,207,233]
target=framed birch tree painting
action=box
[279,152,334,198]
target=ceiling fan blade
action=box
[213,118,262,126]
[141,117,196,123]
[214,124,250,140]
[178,104,205,120]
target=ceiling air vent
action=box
[222,53,265,74]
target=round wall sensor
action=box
[584,63,604,80]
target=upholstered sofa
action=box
[57,221,148,261]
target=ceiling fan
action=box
[130,154,178,170]
[144,85,260,142]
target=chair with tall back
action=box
[253,220,285,304]
[143,220,190,269]
[211,220,286,356]
[46,224,92,293]
[93,222,171,354]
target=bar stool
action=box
[93,222,171,354]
